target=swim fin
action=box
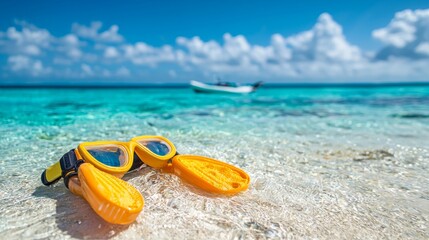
[163,155,250,195]
[68,163,144,224]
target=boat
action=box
[190,80,263,94]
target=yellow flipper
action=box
[169,155,250,195]
[68,163,144,224]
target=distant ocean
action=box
[0,85,428,239]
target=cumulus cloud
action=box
[286,13,362,62]
[72,21,124,43]
[7,55,49,75]
[58,34,82,59]
[373,9,429,59]
[122,42,175,66]
[23,45,41,56]
[0,22,85,66]
[6,26,51,47]
[415,42,429,55]
[176,34,270,75]
[176,13,364,77]
[104,46,120,58]
[0,23,52,56]
[1,10,429,82]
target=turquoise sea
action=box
[0,86,428,239]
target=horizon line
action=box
[1,81,429,89]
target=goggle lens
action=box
[85,145,128,167]
[138,140,171,156]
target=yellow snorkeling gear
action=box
[42,135,250,193]
[41,135,250,224]
[41,149,144,224]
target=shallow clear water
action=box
[0,86,428,239]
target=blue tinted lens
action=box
[145,141,170,156]
[88,149,121,167]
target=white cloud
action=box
[373,10,419,48]
[287,13,362,62]
[373,9,429,59]
[99,25,123,42]
[73,22,101,39]
[176,34,268,74]
[6,26,51,47]
[8,55,32,71]
[269,34,290,62]
[1,10,429,82]
[72,21,124,43]
[81,64,93,75]
[0,24,52,56]
[7,55,49,75]
[175,13,364,78]
[176,36,223,63]
[23,45,41,55]
[104,46,120,58]
[59,34,82,59]
[67,48,82,58]
[171,11,429,81]
[415,42,429,55]
[116,66,130,76]
[62,34,80,45]
[223,33,251,60]
[122,42,175,66]
[0,23,84,63]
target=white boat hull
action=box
[190,80,256,94]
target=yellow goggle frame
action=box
[43,135,177,184]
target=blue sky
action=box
[1,0,429,84]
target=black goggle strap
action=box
[60,149,85,189]
[169,152,180,164]
[41,149,84,188]
[128,153,144,172]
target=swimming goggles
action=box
[41,136,250,224]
